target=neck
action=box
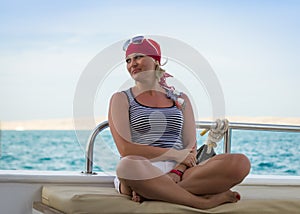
[134,81,163,95]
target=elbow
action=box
[115,141,132,157]
[121,145,135,157]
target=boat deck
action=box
[32,174,300,214]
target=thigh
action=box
[116,156,173,194]
[117,156,166,180]
[183,153,231,178]
[179,154,239,195]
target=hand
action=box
[174,148,193,162]
[167,172,181,183]
[182,152,196,168]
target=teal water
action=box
[0,129,299,175]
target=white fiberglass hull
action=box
[0,170,300,214]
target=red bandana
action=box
[125,39,161,64]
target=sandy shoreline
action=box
[1,116,299,130]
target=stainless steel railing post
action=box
[84,121,109,174]
[223,128,232,153]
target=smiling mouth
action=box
[131,69,142,75]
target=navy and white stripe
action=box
[124,88,184,150]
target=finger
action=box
[192,156,197,163]
[190,155,196,162]
[187,162,193,167]
[190,158,196,166]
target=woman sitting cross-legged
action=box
[108,35,251,209]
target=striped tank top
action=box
[124,88,184,150]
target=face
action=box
[126,53,157,78]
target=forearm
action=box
[121,141,181,162]
[174,163,187,172]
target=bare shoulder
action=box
[181,92,191,102]
[111,91,127,102]
[111,91,127,100]
[110,91,129,107]
[181,92,189,98]
[180,92,194,113]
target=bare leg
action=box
[117,156,241,209]
[122,171,239,209]
[118,178,144,202]
[179,154,251,195]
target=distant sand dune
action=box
[0,117,107,130]
[0,116,299,130]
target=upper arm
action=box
[108,92,132,156]
[181,93,197,151]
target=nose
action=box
[127,57,138,69]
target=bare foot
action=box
[131,191,144,202]
[202,190,240,202]
[221,190,241,203]
[194,190,241,209]
[216,190,241,204]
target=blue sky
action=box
[0,0,299,121]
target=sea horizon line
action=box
[0,116,299,131]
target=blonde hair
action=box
[155,62,166,81]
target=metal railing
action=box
[84,120,300,174]
[85,121,109,174]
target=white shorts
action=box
[114,160,176,193]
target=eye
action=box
[133,54,144,60]
[126,58,131,64]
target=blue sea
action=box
[0,129,300,175]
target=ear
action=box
[152,59,159,65]
[154,63,161,71]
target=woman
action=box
[108,36,250,209]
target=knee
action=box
[227,154,251,182]
[116,156,164,180]
[116,155,148,180]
